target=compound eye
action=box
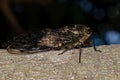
[86,28,92,34]
[87,30,90,34]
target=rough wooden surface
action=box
[0,45,120,80]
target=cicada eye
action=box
[86,27,92,34]
[87,30,91,34]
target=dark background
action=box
[1,0,120,48]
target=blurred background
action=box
[1,0,120,48]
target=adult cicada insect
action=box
[2,24,100,63]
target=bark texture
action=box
[0,45,120,80]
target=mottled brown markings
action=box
[3,24,100,63]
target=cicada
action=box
[2,24,101,63]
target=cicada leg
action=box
[79,47,82,63]
[93,40,101,52]
[58,49,71,55]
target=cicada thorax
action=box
[56,24,92,48]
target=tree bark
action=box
[0,45,119,80]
